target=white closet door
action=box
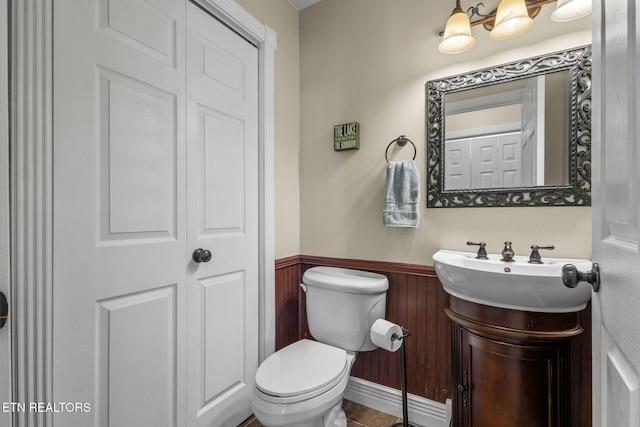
[53,0,188,424]
[53,1,259,426]
[185,3,259,426]
[53,0,187,425]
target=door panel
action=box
[98,0,178,67]
[200,273,246,401]
[97,286,178,427]
[462,330,563,427]
[200,108,247,232]
[185,3,259,426]
[592,0,640,426]
[604,342,639,426]
[98,68,178,241]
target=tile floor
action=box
[239,399,404,427]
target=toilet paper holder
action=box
[391,328,411,342]
[390,327,416,427]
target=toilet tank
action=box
[301,266,389,352]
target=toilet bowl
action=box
[251,266,389,427]
[251,339,356,427]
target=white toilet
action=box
[251,266,390,427]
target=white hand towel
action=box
[383,160,420,228]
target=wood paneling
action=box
[275,255,452,403]
[346,270,451,403]
[274,256,301,350]
[274,255,590,414]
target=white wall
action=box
[235,0,302,259]
[235,0,593,264]
[299,0,592,264]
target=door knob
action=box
[562,263,600,292]
[0,291,7,330]
[192,248,212,263]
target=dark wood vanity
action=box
[446,296,591,427]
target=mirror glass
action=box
[426,46,591,208]
[444,70,569,190]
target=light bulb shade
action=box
[551,0,592,22]
[439,10,475,54]
[490,0,534,40]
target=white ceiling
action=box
[288,1,528,14]
[289,0,322,10]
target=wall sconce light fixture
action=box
[438,0,592,54]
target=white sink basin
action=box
[433,249,593,313]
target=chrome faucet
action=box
[501,241,515,262]
[528,245,555,264]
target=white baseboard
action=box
[343,376,451,427]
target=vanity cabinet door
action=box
[453,324,569,427]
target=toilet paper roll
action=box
[370,319,403,352]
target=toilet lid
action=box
[255,339,348,400]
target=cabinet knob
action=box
[458,370,469,407]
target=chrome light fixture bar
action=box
[438,0,592,54]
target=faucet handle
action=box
[467,241,488,259]
[528,245,555,264]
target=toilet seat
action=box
[255,339,348,404]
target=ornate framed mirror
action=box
[426,45,591,208]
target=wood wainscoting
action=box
[275,255,592,421]
[274,255,452,403]
[273,255,302,351]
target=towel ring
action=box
[385,135,416,162]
